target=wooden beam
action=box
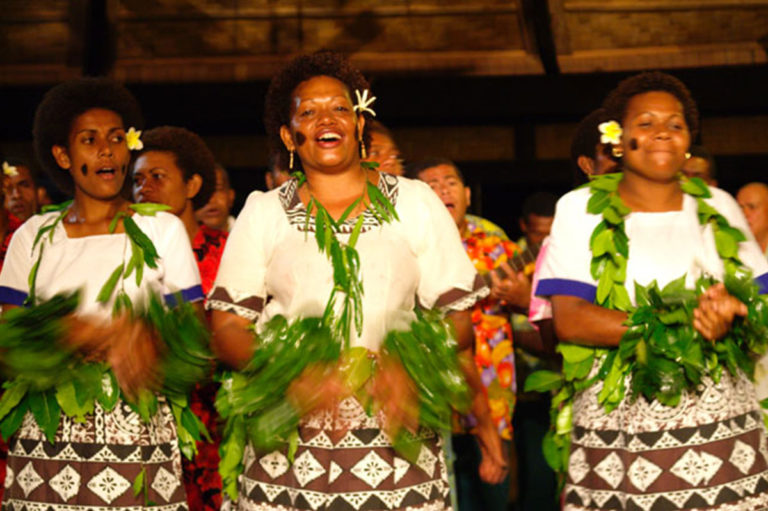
[558,42,767,73]
[564,0,768,11]
[111,50,544,83]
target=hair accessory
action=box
[598,120,623,146]
[353,89,377,117]
[612,146,624,158]
[126,127,143,151]
[2,161,18,177]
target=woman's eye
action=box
[82,137,94,144]
[300,109,314,117]
[113,134,124,143]
[335,105,349,112]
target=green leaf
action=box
[589,173,622,192]
[635,282,651,307]
[714,229,739,259]
[337,196,362,224]
[541,431,562,472]
[0,395,29,440]
[680,177,710,198]
[590,229,614,258]
[603,206,623,225]
[123,216,160,268]
[133,467,145,497]
[661,275,687,296]
[96,263,124,304]
[360,160,380,170]
[557,343,596,364]
[108,211,126,234]
[129,203,172,216]
[555,402,572,435]
[97,371,120,412]
[55,380,94,422]
[586,190,610,215]
[0,381,30,422]
[348,214,365,248]
[524,370,563,392]
[610,285,632,312]
[340,346,374,392]
[609,194,631,216]
[28,390,61,443]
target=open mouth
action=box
[316,130,343,147]
[96,167,116,179]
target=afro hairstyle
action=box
[602,71,699,143]
[130,126,216,210]
[264,50,374,173]
[33,77,143,195]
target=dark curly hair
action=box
[33,77,143,195]
[130,126,216,210]
[264,50,373,173]
[570,108,616,186]
[602,71,699,143]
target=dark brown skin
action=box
[556,91,744,346]
[1,107,188,401]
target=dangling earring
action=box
[289,150,294,170]
[359,134,367,159]
[685,152,691,159]
[612,145,623,158]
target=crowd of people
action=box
[0,50,766,511]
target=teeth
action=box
[318,133,341,141]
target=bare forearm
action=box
[551,295,628,347]
[211,310,256,369]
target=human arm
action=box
[551,295,628,347]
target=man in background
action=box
[365,120,405,176]
[3,157,39,222]
[413,158,530,511]
[737,182,768,256]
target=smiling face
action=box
[4,165,38,221]
[279,75,363,174]
[132,151,195,216]
[619,91,690,183]
[52,108,130,201]
[418,164,470,228]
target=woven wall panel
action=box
[0,22,69,65]
[565,9,768,50]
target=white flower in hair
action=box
[126,127,144,151]
[353,89,377,117]
[2,161,18,177]
[598,121,622,145]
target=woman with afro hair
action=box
[208,50,507,510]
[537,71,768,509]
[0,77,203,508]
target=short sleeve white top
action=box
[0,211,203,318]
[537,186,768,303]
[208,174,486,352]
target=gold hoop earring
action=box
[685,152,691,159]
[289,150,294,170]
[612,146,623,158]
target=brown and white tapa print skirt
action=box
[564,370,768,511]
[2,399,187,510]
[234,397,452,511]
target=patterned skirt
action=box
[565,370,768,510]
[2,399,188,510]
[235,397,452,511]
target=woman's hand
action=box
[371,354,419,439]
[286,363,350,417]
[61,315,114,362]
[106,314,162,401]
[472,413,509,485]
[693,283,748,341]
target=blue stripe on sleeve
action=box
[755,273,768,295]
[536,278,597,303]
[0,286,28,306]
[164,285,204,307]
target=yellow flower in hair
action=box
[2,161,18,177]
[126,127,144,151]
[598,121,622,145]
[353,89,377,117]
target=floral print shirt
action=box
[457,216,518,440]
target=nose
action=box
[8,185,19,199]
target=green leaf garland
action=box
[526,173,768,488]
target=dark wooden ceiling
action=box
[2,0,767,85]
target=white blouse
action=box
[537,186,768,304]
[209,174,485,352]
[0,210,203,318]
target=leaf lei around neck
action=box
[26,202,172,313]
[294,167,399,348]
[524,172,768,487]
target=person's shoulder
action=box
[553,186,590,216]
[16,210,63,239]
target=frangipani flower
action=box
[353,89,377,117]
[2,161,18,177]
[598,121,622,145]
[126,127,144,151]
